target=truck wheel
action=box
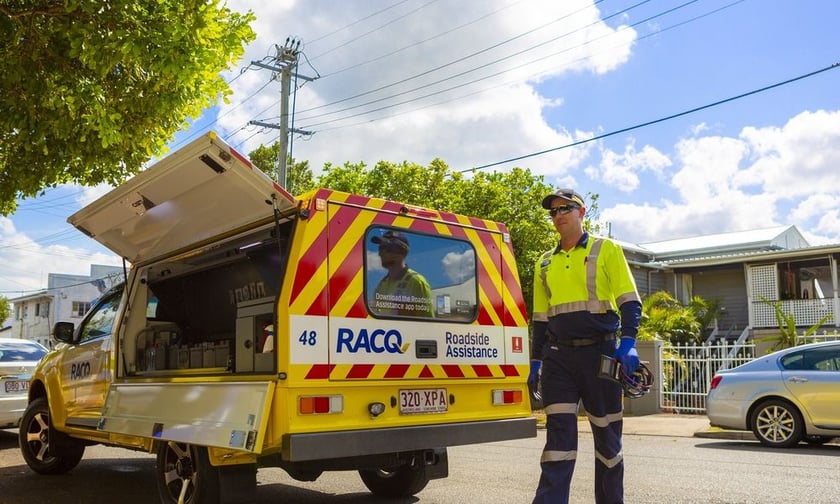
[19,397,85,474]
[156,442,220,504]
[359,465,430,498]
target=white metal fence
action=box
[659,341,756,413]
[796,331,840,344]
[657,332,840,414]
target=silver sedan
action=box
[706,340,840,448]
[0,338,49,428]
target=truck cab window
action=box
[79,291,122,343]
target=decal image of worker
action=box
[370,230,434,317]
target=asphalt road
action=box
[2,427,839,503]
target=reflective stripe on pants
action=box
[533,339,624,504]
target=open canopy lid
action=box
[68,132,296,264]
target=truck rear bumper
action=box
[282,417,537,461]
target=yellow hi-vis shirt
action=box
[532,234,640,337]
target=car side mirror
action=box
[53,322,75,343]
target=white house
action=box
[9,264,123,348]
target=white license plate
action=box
[4,380,28,393]
[399,388,448,414]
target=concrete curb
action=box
[693,429,757,441]
[533,412,760,441]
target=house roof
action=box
[608,224,840,270]
[637,225,808,260]
[8,290,50,303]
[660,242,840,268]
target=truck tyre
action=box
[359,465,430,498]
[156,442,220,504]
[19,397,85,475]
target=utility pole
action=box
[249,38,314,188]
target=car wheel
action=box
[18,397,85,474]
[750,399,804,448]
[359,464,430,498]
[155,442,220,504]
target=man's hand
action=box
[614,337,639,375]
[528,360,542,385]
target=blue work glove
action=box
[528,360,542,385]
[614,337,639,375]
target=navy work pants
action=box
[533,339,624,504]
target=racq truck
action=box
[19,133,536,504]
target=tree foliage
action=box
[247,142,314,196]
[637,291,704,344]
[0,0,256,215]
[0,295,10,325]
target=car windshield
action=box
[0,342,48,362]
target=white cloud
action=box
[600,110,840,244]
[75,183,114,208]
[218,0,636,178]
[0,216,121,297]
[587,140,671,192]
[736,109,840,198]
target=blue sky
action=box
[2,0,839,298]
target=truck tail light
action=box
[492,389,523,405]
[299,395,343,415]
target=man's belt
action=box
[549,333,616,347]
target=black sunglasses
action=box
[548,205,580,217]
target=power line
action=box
[321,0,529,78]
[297,0,615,115]
[304,0,748,133]
[187,0,630,147]
[305,0,414,46]
[309,0,441,61]
[460,62,840,173]
[295,0,697,129]
[0,272,124,297]
[210,0,531,145]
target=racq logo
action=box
[70,361,91,380]
[336,327,409,354]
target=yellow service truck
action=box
[19,133,535,504]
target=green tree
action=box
[247,142,315,196]
[0,1,256,215]
[0,295,10,325]
[637,291,704,344]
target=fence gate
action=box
[659,342,755,413]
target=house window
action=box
[72,301,91,317]
[41,301,50,317]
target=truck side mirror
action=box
[54,322,75,343]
